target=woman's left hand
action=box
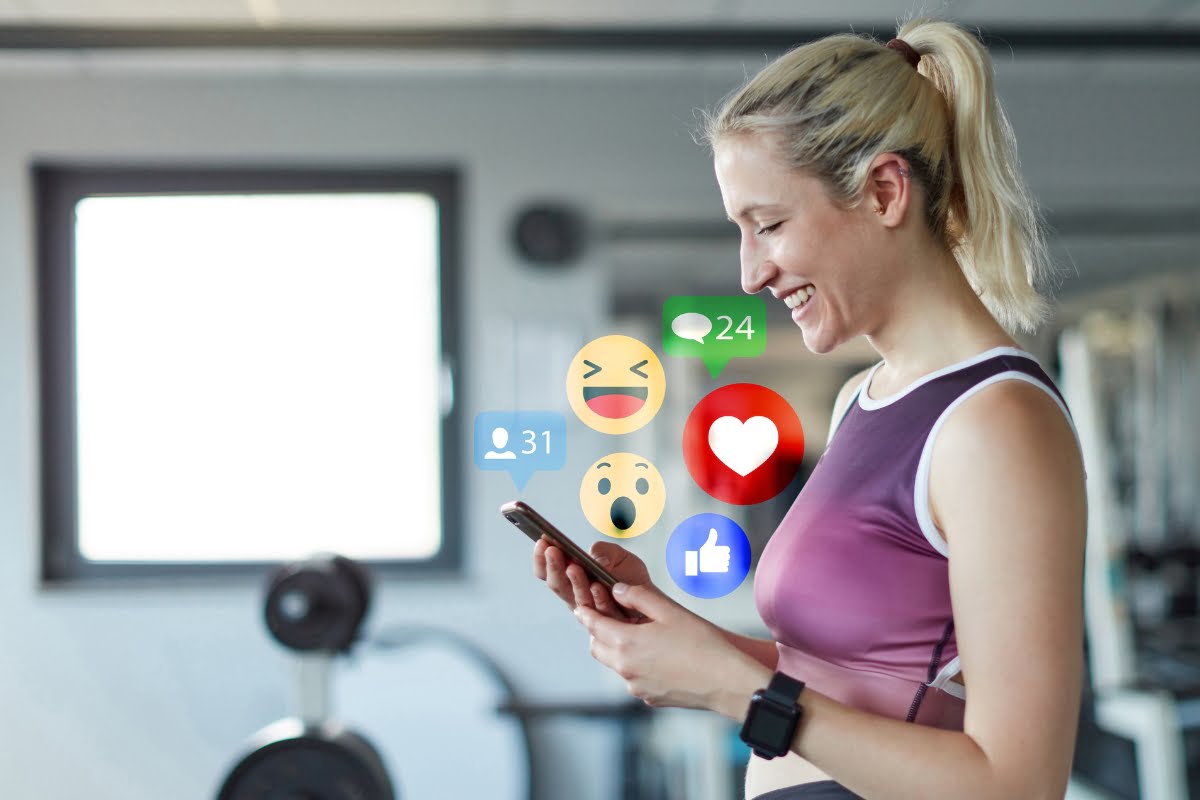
[573,581,746,713]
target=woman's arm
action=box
[719,629,779,671]
[711,379,1087,800]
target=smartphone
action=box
[500,499,619,590]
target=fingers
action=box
[589,541,629,574]
[541,543,574,608]
[586,630,615,671]
[590,582,632,622]
[532,536,549,581]
[574,603,626,642]
[538,542,598,612]
[589,541,650,586]
[537,538,632,620]
[564,563,594,609]
[590,540,625,561]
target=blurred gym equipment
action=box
[216,554,544,800]
[216,554,395,800]
[1058,276,1200,800]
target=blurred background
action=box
[1,1,1199,799]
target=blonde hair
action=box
[699,18,1054,335]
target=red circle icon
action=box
[682,383,805,505]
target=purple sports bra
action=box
[753,346,1078,730]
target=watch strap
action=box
[764,671,805,707]
[739,671,806,760]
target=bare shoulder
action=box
[928,377,1085,543]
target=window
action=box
[37,166,461,581]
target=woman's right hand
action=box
[533,537,652,623]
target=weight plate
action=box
[264,557,365,652]
[217,718,395,800]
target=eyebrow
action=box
[597,462,611,469]
[635,463,648,468]
[727,203,781,222]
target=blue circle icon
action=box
[665,513,751,599]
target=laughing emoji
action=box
[580,453,666,539]
[566,335,665,434]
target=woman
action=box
[535,17,1087,800]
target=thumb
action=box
[612,582,673,617]
[701,528,719,549]
[590,541,628,566]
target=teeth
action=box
[784,285,815,309]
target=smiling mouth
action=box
[584,386,648,419]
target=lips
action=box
[584,386,648,419]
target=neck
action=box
[864,238,1018,385]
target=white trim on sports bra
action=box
[914,369,1085,561]
[914,368,1084,698]
[858,345,1036,410]
[928,655,967,700]
[823,349,1085,700]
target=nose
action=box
[739,233,775,295]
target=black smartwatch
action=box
[739,672,805,759]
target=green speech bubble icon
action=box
[662,296,766,378]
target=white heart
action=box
[707,416,779,476]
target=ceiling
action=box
[0,2,1194,301]
[0,0,1196,28]
[0,0,1194,81]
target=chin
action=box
[799,329,839,356]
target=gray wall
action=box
[0,51,1198,800]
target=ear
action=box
[863,153,913,227]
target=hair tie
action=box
[886,38,921,70]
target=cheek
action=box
[772,230,817,273]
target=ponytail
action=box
[700,17,1057,334]
[897,18,1053,333]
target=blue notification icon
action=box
[474,411,566,490]
[665,513,752,599]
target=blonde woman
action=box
[535,17,1087,800]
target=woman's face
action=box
[714,133,889,354]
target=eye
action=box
[756,221,782,235]
[598,478,611,495]
[635,478,649,495]
[629,359,649,378]
[582,360,601,379]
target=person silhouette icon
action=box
[484,427,516,460]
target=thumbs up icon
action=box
[667,513,750,599]
[685,528,731,576]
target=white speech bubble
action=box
[672,312,711,344]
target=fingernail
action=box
[613,582,628,595]
[595,556,610,566]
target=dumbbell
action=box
[216,554,395,800]
[264,554,371,653]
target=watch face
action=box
[749,702,794,746]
